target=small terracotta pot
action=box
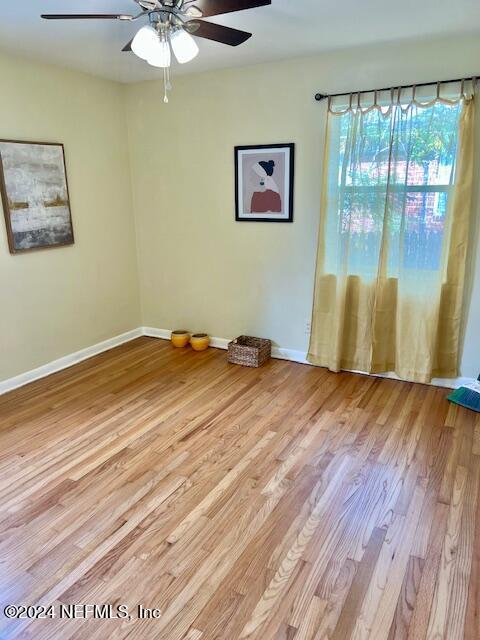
[171,330,190,348]
[190,333,210,352]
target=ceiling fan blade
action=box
[187,20,251,46]
[122,38,134,52]
[41,14,133,20]
[187,0,271,18]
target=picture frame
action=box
[0,139,74,254]
[235,143,295,223]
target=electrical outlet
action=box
[305,320,312,335]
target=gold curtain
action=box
[308,86,475,383]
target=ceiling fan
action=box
[41,1,272,101]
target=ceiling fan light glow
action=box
[147,40,172,68]
[131,25,159,61]
[170,29,199,64]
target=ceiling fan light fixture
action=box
[39,0,272,103]
[170,28,199,64]
[185,6,203,18]
[131,24,159,61]
[147,38,171,68]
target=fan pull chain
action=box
[163,66,172,104]
[166,65,172,92]
[163,66,169,104]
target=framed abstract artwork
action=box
[0,140,74,254]
[235,143,295,223]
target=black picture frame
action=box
[235,143,295,223]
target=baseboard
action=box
[142,329,308,363]
[0,325,474,396]
[0,328,143,396]
[271,346,310,365]
[143,327,231,351]
[347,369,476,390]
[142,327,474,389]
[142,327,172,341]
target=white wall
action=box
[0,52,141,381]
[125,34,480,379]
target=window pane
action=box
[324,102,461,277]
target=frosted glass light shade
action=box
[131,25,159,61]
[170,29,199,64]
[148,40,171,68]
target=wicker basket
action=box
[228,336,272,368]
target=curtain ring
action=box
[327,94,332,113]
[348,93,353,111]
[412,84,417,104]
[396,87,402,106]
[436,82,441,100]
[460,78,465,99]
[472,76,477,95]
[373,89,378,108]
[356,92,361,110]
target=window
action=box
[324,101,462,278]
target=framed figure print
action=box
[0,140,74,254]
[235,143,295,223]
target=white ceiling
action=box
[1,0,480,83]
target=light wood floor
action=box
[0,338,479,640]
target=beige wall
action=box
[1,34,479,384]
[0,52,141,381]
[126,34,480,379]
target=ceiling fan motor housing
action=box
[157,0,185,9]
[148,10,184,36]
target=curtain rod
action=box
[314,75,478,102]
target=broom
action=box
[447,375,480,413]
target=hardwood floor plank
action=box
[238,457,353,638]
[330,527,386,640]
[445,455,480,639]
[406,502,449,640]
[167,430,277,544]
[464,456,480,640]
[426,465,468,639]
[0,338,476,640]
[388,555,424,640]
